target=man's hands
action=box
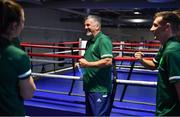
[79,58,89,67]
[78,58,112,68]
[134,52,144,60]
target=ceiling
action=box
[17,0,180,28]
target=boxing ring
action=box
[21,40,159,116]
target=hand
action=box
[134,52,144,60]
[79,58,89,67]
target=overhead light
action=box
[134,11,141,15]
[127,19,149,23]
[147,0,175,3]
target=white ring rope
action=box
[116,79,157,86]
[43,50,79,54]
[31,72,81,80]
[31,73,156,87]
[118,67,158,73]
[45,67,73,74]
[117,64,146,69]
[121,51,157,55]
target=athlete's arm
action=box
[134,51,157,70]
[19,76,36,99]
[79,58,112,68]
[175,83,180,101]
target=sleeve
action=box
[153,46,163,67]
[99,36,113,59]
[166,52,180,83]
[15,53,31,80]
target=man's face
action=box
[150,16,168,44]
[84,18,98,36]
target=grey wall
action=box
[103,28,154,42]
[21,8,85,43]
[20,7,154,43]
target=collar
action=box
[91,32,102,42]
[0,36,11,49]
[163,36,178,48]
[166,36,178,43]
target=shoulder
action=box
[100,33,111,40]
[5,45,29,61]
[164,41,180,54]
[163,44,180,61]
[98,33,112,44]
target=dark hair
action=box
[154,11,180,34]
[0,0,23,34]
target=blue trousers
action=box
[85,92,111,116]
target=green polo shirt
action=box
[153,46,163,67]
[0,37,31,115]
[156,37,180,116]
[83,32,113,93]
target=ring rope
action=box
[21,43,159,52]
[44,50,79,54]
[113,49,158,52]
[113,42,160,47]
[30,58,67,64]
[28,52,153,61]
[117,68,158,73]
[21,43,85,50]
[31,72,156,87]
[120,51,157,55]
[117,65,145,69]
[28,52,82,59]
[31,72,81,80]
[45,67,73,74]
[22,41,160,47]
[116,79,157,87]
[21,41,79,46]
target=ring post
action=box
[109,58,119,114]
[119,61,135,102]
[68,47,76,95]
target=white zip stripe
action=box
[169,76,180,81]
[18,69,31,78]
[101,54,113,58]
[153,58,158,64]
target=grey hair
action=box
[85,15,101,27]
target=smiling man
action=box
[135,11,180,116]
[79,15,113,116]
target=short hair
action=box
[173,9,180,17]
[0,0,23,34]
[154,11,180,34]
[85,15,101,27]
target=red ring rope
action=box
[28,52,153,61]
[28,52,82,59]
[21,41,79,45]
[21,43,85,50]
[21,43,158,52]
